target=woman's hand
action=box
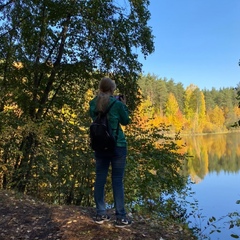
[120,95,126,105]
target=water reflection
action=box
[183,132,240,183]
[182,132,240,239]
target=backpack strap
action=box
[115,120,120,142]
[96,99,119,141]
[103,99,117,116]
[103,100,119,142]
[93,99,117,117]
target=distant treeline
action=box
[138,74,240,133]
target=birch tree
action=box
[0,0,154,193]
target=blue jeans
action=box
[94,147,127,219]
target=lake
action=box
[183,132,240,240]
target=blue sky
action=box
[138,0,240,90]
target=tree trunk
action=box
[11,132,38,192]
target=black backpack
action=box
[90,100,118,152]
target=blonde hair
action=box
[96,77,116,112]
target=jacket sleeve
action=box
[118,103,130,126]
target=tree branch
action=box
[36,14,71,119]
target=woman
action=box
[89,77,131,227]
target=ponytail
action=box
[96,77,116,112]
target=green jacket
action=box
[89,96,130,147]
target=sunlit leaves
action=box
[0,0,155,197]
[123,103,188,218]
[138,75,240,134]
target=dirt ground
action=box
[0,190,197,240]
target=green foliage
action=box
[188,194,240,239]
[0,87,190,220]
[138,75,240,133]
[0,0,154,196]
[0,0,187,218]
[1,1,237,236]
[0,0,154,118]
[122,106,188,219]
